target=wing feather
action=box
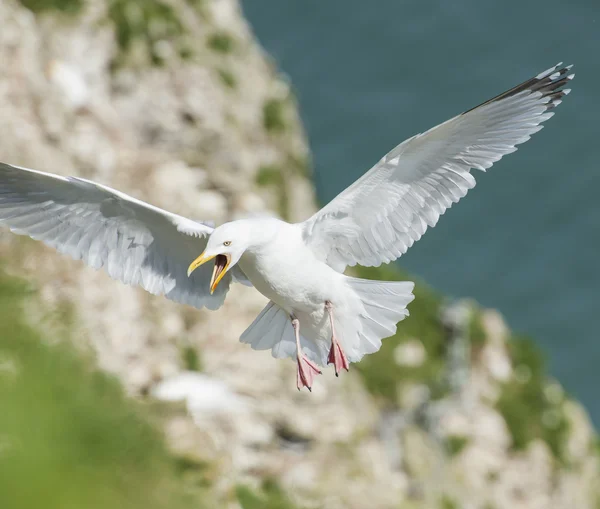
[302,63,574,270]
[0,162,230,310]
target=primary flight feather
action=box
[0,63,574,390]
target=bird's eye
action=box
[223,241,231,246]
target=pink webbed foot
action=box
[296,355,322,392]
[327,339,350,376]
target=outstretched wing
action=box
[0,162,231,310]
[301,63,574,272]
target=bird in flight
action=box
[0,63,573,391]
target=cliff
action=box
[0,1,598,509]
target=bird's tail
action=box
[341,276,415,362]
[239,277,415,367]
[239,301,324,364]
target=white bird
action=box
[0,63,574,390]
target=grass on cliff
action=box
[108,0,187,66]
[0,270,212,509]
[263,99,287,133]
[218,68,238,89]
[19,0,185,67]
[255,165,289,219]
[207,32,236,54]
[18,0,83,14]
[353,263,571,463]
[236,481,299,509]
[496,335,570,462]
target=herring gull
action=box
[0,63,574,390]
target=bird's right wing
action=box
[0,162,232,310]
[301,63,574,272]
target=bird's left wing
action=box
[301,63,574,272]
[0,162,232,309]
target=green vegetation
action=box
[18,0,83,14]
[236,480,299,509]
[353,264,447,404]
[182,345,202,372]
[468,309,487,349]
[353,264,570,462]
[173,455,214,492]
[179,45,195,61]
[255,165,289,219]
[263,99,287,133]
[256,165,283,187]
[0,270,212,509]
[207,32,235,54]
[440,495,459,509]
[496,335,570,462]
[350,261,574,466]
[445,435,470,457]
[218,68,237,89]
[108,0,186,67]
[20,0,200,66]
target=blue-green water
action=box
[242,1,600,422]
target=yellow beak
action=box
[187,252,230,294]
[187,252,215,277]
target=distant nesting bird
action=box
[0,63,574,390]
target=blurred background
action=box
[0,1,598,509]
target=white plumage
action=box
[0,63,574,390]
[303,63,573,272]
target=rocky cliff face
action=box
[0,1,598,509]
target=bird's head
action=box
[187,222,249,294]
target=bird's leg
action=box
[325,301,349,376]
[292,316,321,392]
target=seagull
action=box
[0,63,574,391]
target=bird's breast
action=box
[239,242,340,314]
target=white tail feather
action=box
[240,301,324,364]
[343,277,415,362]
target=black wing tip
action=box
[530,63,575,104]
[463,62,574,115]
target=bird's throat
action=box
[210,254,229,293]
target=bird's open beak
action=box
[187,252,231,294]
